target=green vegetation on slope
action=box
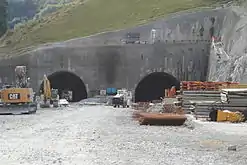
[1,0,214,51]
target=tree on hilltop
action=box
[0,0,8,37]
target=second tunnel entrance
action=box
[40,71,87,102]
[134,72,180,103]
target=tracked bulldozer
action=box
[40,75,59,108]
[0,66,37,115]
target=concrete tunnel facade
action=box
[0,42,210,102]
[0,8,232,102]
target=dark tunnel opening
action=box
[40,71,87,102]
[134,72,180,103]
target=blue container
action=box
[106,88,111,94]
[111,88,117,94]
[106,88,117,95]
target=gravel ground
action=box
[0,105,247,165]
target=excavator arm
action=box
[40,75,59,108]
[42,75,51,102]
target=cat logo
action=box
[8,93,20,100]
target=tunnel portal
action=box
[40,71,87,102]
[134,72,180,103]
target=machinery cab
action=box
[51,89,59,99]
[50,89,59,107]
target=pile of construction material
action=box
[181,90,222,119]
[132,102,151,111]
[221,88,247,106]
[180,81,247,120]
[132,87,187,126]
[219,88,247,118]
[146,103,164,113]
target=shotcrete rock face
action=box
[40,71,87,102]
[207,7,247,82]
[97,48,121,85]
[104,52,119,84]
[134,72,180,102]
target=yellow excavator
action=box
[209,109,246,123]
[40,75,59,108]
[0,66,37,115]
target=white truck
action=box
[112,89,132,108]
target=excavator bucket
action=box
[39,101,50,108]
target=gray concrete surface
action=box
[0,105,247,165]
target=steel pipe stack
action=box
[137,113,187,126]
[221,89,247,107]
[180,81,247,119]
[181,90,222,119]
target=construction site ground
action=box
[0,105,247,165]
